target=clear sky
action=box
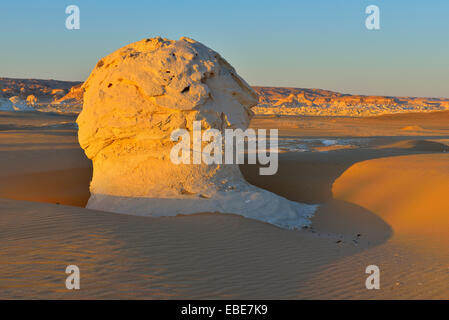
[1,0,448,97]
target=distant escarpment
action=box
[1,77,448,116]
[0,77,83,112]
[252,87,449,117]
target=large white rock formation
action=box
[77,37,316,229]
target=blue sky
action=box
[0,0,448,97]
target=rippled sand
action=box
[1,111,449,299]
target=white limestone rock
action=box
[77,37,316,229]
[0,96,34,111]
[26,95,38,106]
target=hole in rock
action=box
[181,86,190,93]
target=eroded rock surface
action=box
[77,37,315,228]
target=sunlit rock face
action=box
[77,37,315,229]
[4,96,34,111]
[26,95,38,106]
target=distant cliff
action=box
[0,77,83,112]
[0,78,81,102]
[1,78,448,116]
[252,86,449,117]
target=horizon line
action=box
[1,76,448,100]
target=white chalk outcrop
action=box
[55,84,84,106]
[26,95,38,106]
[0,96,34,111]
[77,37,316,229]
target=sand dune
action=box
[301,154,449,299]
[333,154,449,242]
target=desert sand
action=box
[1,110,449,299]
